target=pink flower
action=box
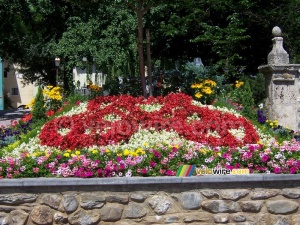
[159,169,166,174]
[142,168,147,174]
[261,155,270,162]
[290,167,298,174]
[161,157,169,165]
[150,161,156,168]
[274,167,281,174]
[20,166,26,172]
[33,167,39,173]
[166,170,176,176]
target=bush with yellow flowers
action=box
[190,79,217,104]
[43,85,63,112]
[87,82,103,99]
[227,80,245,103]
[26,86,63,113]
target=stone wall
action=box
[0,175,300,225]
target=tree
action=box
[49,2,138,85]
[0,0,72,85]
[68,0,168,98]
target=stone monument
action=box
[258,26,300,131]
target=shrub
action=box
[32,86,46,121]
[238,81,256,120]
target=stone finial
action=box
[267,26,289,65]
[272,26,282,37]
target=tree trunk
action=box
[146,28,153,96]
[137,0,146,98]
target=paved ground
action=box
[0,109,30,126]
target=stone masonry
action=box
[0,175,299,225]
[259,26,300,132]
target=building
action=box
[2,61,38,109]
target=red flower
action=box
[39,93,259,150]
[46,110,55,117]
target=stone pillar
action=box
[258,26,300,131]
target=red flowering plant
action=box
[38,93,259,150]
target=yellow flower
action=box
[26,98,35,109]
[64,153,70,157]
[92,149,98,154]
[123,149,130,156]
[67,149,72,153]
[235,81,244,88]
[75,150,81,155]
[201,87,213,95]
[204,79,217,87]
[136,148,145,155]
[195,92,203,99]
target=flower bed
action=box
[1,93,300,178]
[39,93,259,149]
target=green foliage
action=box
[66,92,88,104]
[0,136,16,149]
[238,81,256,120]
[4,94,13,109]
[180,62,208,95]
[248,73,266,105]
[32,86,46,121]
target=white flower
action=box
[139,103,163,112]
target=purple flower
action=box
[257,110,266,124]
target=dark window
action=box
[11,87,19,95]
[4,71,8,78]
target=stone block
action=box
[267,200,299,214]
[240,201,263,213]
[68,209,101,225]
[180,191,203,210]
[201,200,241,213]
[219,189,249,200]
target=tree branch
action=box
[125,1,137,12]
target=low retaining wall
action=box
[0,174,300,225]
